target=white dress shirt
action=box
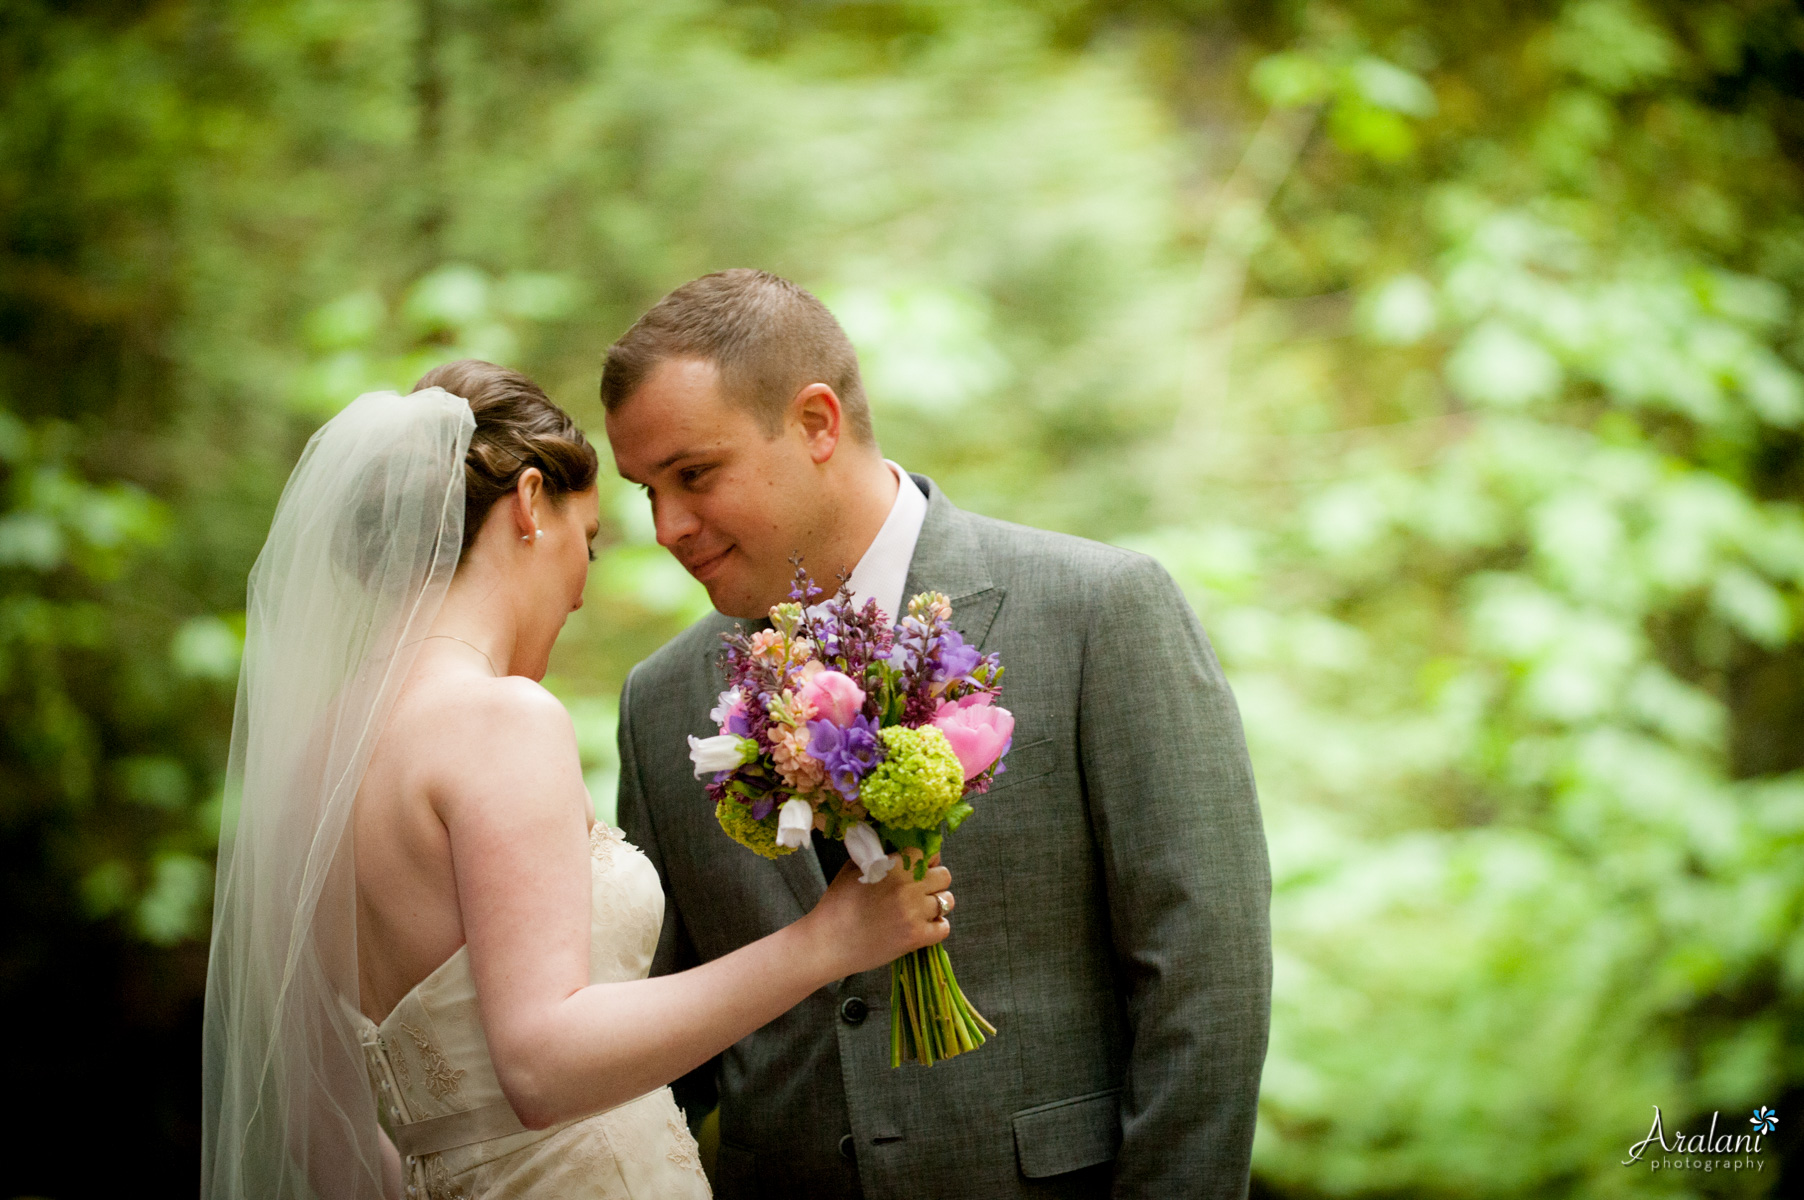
[843,460,928,624]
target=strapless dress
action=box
[354,823,711,1199]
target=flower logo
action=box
[1750,1106,1778,1135]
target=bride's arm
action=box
[379,1129,404,1199]
[431,678,949,1131]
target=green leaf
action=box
[80,860,133,919]
[1349,57,1436,118]
[135,854,213,946]
[497,272,581,322]
[1327,100,1417,161]
[0,406,27,463]
[402,264,490,333]
[1446,322,1563,407]
[1709,565,1792,648]
[118,755,188,810]
[0,512,65,571]
[303,290,385,352]
[1251,52,1332,108]
[1549,0,1677,94]
[1361,274,1438,345]
[171,614,244,681]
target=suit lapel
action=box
[775,842,828,913]
[904,476,1006,651]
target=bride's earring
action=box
[521,528,543,543]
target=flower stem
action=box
[887,944,994,1066]
[889,960,904,1069]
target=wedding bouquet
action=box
[688,568,1011,1066]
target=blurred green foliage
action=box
[4,0,1802,1195]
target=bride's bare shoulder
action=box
[386,671,582,831]
[394,670,575,764]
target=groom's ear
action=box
[791,383,844,465]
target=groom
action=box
[603,269,1270,1200]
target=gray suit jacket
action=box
[616,478,1270,1200]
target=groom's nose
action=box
[651,493,702,548]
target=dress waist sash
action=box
[388,1101,529,1157]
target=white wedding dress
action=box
[203,391,713,1198]
[353,822,712,1200]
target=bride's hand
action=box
[805,853,953,978]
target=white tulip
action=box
[688,734,751,778]
[843,822,895,884]
[776,798,815,850]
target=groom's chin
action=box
[704,577,782,621]
[695,575,749,619]
[709,591,768,620]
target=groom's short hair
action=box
[600,269,873,444]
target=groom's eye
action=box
[680,465,713,488]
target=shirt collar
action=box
[845,460,927,625]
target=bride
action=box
[200,360,954,1199]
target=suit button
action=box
[839,996,868,1025]
[839,1133,855,1160]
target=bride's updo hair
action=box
[413,359,600,556]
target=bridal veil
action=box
[202,388,475,1199]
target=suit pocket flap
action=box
[988,736,1057,793]
[1012,1087,1121,1179]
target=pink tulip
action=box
[931,694,1015,780]
[797,669,866,727]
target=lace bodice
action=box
[355,823,709,1199]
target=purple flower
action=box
[787,562,825,606]
[805,714,885,800]
[933,628,981,685]
[711,687,752,736]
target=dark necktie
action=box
[812,826,850,884]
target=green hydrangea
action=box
[715,796,793,859]
[861,725,965,830]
